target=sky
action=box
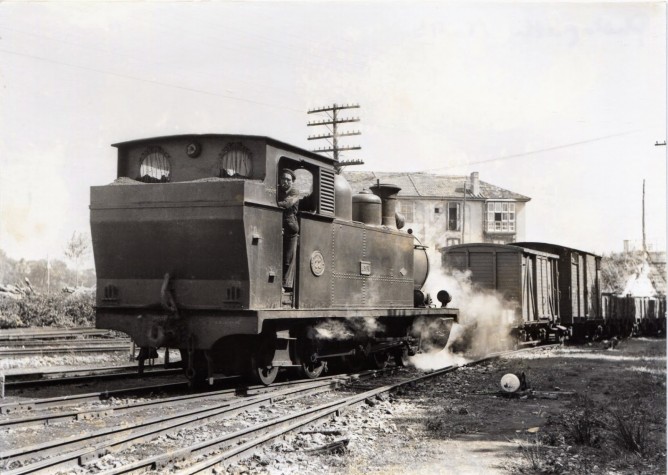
[0,1,665,268]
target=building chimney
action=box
[470,172,480,195]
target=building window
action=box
[447,202,461,231]
[399,200,414,222]
[486,236,515,244]
[446,237,460,247]
[486,202,515,232]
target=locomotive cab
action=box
[91,134,458,385]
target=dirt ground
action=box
[236,338,666,475]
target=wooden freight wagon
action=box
[602,293,667,337]
[516,242,601,341]
[441,243,566,344]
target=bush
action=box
[0,292,95,329]
[563,394,602,447]
[609,409,651,456]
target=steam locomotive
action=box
[90,134,457,385]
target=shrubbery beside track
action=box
[0,292,95,329]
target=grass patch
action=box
[563,394,601,447]
[609,409,651,456]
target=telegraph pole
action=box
[307,103,364,172]
[642,179,646,254]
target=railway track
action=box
[0,343,133,357]
[0,338,130,348]
[0,345,556,474]
[0,327,114,341]
[0,327,131,357]
[3,365,183,390]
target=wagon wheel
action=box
[558,333,567,346]
[299,359,325,379]
[370,350,390,369]
[248,355,279,385]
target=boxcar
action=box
[441,243,565,343]
[516,242,602,341]
[602,293,666,337]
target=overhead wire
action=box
[0,48,305,114]
[418,129,646,173]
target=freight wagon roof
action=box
[342,171,530,201]
[443,242,559,259]
[111,134,336,165]
[514,242,602,259]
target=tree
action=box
[64,231,90,287]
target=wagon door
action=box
[585,255,600,318]
[469,252,495,290]
[571,253,581,318]
[536,256,557,321]
[522,254,536,322]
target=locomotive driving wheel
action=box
[248,355,278,385]
[296,326,325,379]
[370,350,390,369]
[300,359,325,379]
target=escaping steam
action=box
[409,247,517,370]
[621,260,657,297]
[314,317,385,340]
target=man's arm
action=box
[277,189,300,209]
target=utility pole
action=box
[462,180,467,244]
[307,103,364,172]
[46,253,50,294]
[642,179,646,254]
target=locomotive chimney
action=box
[370,183,402,229]
[470,172,480,195]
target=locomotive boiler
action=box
[90,134,457,384]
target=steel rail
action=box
[0,328,113,341]
[0,345,132,357]
[1,379,342,475]
[0,381,188,414]
[0,365,394,415]
[136,346,558,474]
[0,380,246,430]
[4,367,182,390]
[4,361,177,381]
[0,368,397,426]
[2,347,554,473]
[1,338,131,347]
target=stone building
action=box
[343,171,531,249]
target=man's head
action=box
[280,169,296,191]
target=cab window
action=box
[219,142,253,178]
[278,158,317,212]
[139,146,171,183]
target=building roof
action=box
[342,171,531,201]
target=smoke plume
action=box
[408,247,517,370]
